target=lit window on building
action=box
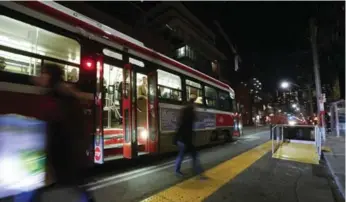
[177,46,185,58]
[176,45,195,60]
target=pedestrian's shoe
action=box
[175,171,184,177]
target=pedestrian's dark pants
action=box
[175,141,203,174]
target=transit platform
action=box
[84,127,338,202]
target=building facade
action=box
[235,84,252,125]
[61,2,230,81]
[236,78,270,125]
[136,2,227,79]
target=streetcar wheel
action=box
[210,131,218,142]
[224,130,232,142]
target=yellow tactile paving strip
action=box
[141,141,272,202]
[272,142,319,164]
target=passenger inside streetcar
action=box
[138,76,148,99]
[186,79,203,104]
[67,68,78,83]
[136,74,149,151]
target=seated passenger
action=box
[68,68,78,83]
[195,97,203,104]
[137,77,148,100]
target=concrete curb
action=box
[323,152,345,200]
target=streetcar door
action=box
[147,71,159,153]
[122,64,138,159]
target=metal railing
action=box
[270,124,322,160]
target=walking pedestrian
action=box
[174,95,204,178]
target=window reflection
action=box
[157,69,182,101]
[43,60,80,82]
[186,79,203,104]
[0,50,41,76]
[219,91,232,111]
[0,15,81,83]
[0,15,80,64]
[205,86,217,107]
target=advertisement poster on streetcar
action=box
[94,133,104,164]
[160,107,216,133]
[0,114,46,199]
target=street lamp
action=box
[292,103,297,108]
[280,81,290,89]
[280,80,300,89]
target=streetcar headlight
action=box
[140,129,148,139]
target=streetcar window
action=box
[219,91,232,111]
[0,50,41,76]
[185,79,203,104]
[43,60,80,82]
[103,63,123,129]
[103,64,123,101]
[103,49,123,60]
[157,70,182,101]
[129,57,145,68]
[204,86,217,108]
[0,15,80,64]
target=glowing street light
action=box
[280,80,300,89]
[280,81,290,89]
[292,103,297,108]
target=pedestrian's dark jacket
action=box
[44,84,89,185]
[175,102,196,146]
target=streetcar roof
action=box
[7,1,234,94]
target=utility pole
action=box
[309,18,326,140]
[306,84,314,116]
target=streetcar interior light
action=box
[140,129,148,140]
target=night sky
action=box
[183,2,344,91]
[85,1,344,93]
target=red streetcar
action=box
[0,1,242,164]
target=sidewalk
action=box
[205,152,335,202]
[323,135,345,199]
